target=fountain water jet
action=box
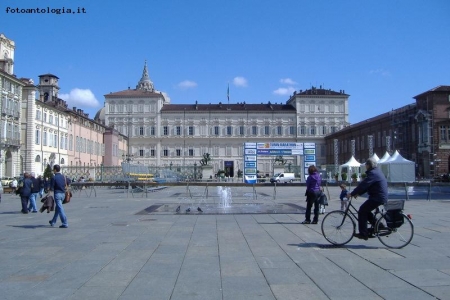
[217,186,232,208]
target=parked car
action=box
[270,173,295,183]
[1,177,14,187]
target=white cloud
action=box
[369,69,391,77]
[59,88,100,108]
[177,80,197,89]
[280,78,297,85]
[273,86,296,96]
[233,76,248,87]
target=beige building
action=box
[21,73,70,175]
[22,72,127,175]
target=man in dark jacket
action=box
[49,165,70,228]
[350,158,388,240]
[28,172,40,213]
[20,172,33,214]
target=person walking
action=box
[11,178,18,193]
[350,158,388,240]
[49,165,70,228]
[38,175,45,198]
[301,165,322,224]
[44,177,50,194]
[28,172,40,213]
[19,172,32,214]
[339,184,349,211]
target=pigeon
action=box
[186,208,191,213]
[176,206,180,213]
[197,207,203,212]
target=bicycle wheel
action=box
[321,210,356,246]
[376,213,414,249]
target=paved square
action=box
[0,184,449,299]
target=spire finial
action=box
[136,60,154,91]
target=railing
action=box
[68,180,450,202]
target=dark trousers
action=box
[20,195,29,213]
[358,199,382,236]
[305,190,321,222]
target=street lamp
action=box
[194,162,197,181]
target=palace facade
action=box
[100,62,350,177]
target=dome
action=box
[94,107,105,124]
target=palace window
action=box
[239,126,244,136]
[35,130,40,145]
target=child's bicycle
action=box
[321,197,414,249]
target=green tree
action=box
[43,164,53,181]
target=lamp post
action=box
[194,162,197,181]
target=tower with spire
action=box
[136,60,154,92]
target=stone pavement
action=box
[0,185,449,300]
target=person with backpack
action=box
[301,165,322,224]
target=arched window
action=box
[60,158,65,165]
[35,155,41,162]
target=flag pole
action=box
[227,83,230,105]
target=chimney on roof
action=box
[73,107,77,112]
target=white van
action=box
[270,173,295,183]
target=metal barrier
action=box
[67,180,450,202]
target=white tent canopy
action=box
[369,153,380,162]
[380,151,415,182]
[377,152,391,164]
[339,156,361,181]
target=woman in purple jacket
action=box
[302,165,322,224]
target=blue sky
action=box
[1,0,449,124]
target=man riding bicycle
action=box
[350,158,388,240]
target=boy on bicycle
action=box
[349,158,388,240]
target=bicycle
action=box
[321,197,414,249]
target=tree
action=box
[43,164,53,181]
[200,153,211,166]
